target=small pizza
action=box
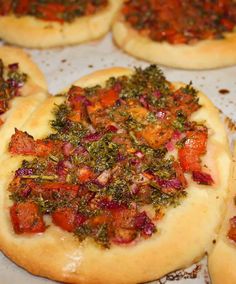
[113,0,236,69]
[0,46,48,157]
[0,0,122,48]
[208,143,236,284]
[0,66,231,284]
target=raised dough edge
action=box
[0,46,47,89]
[0,47,48,157]
[112,16,236,70]
[208,143,236,284]
[0,0,122,48]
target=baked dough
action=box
[0,0,122,48]
[0,67,231,284]
[112,16,236,70]
[208,143,236,284]
[0,46,48,156]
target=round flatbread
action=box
[112,0,236,70]
[208,143,236,284]
[0,0,122,48]
[0,46,48,157]
[0,66,231,284]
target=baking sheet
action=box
[0,33,235,284]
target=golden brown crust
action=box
[0,46,47,89]
[0,68,231,284]
[208,143,236,284]
[0,0,122,48]
[112,17,236,70]
[0,46,48,157]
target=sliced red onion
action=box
[74,145,88,155]
[117,152,125,161]
[21,188,32,198]
[139,95,149,109]
[156,110,166,119]
[172,130,182,140]
[134,151,144,158]
[96,170,111,186]
[99,199,123,210]
[63,160,73,169]
[165,140,175,152]
[74,213,87,227]
[15,168,33,177]
[84,132,102,142]
[153,90,162,98]
[63,142,74,156]
[56,161,68,177]
[192,171,214,185]
[113,82,122,93]
[134,211,155,236]
[130,158,141,166]
[130,184,139,195]
[156,177,182,189]
[143,221,156,236]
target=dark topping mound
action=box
[122,0,236,44]
[0,0,108,23]
[0,59,27,124]
[8,65,214,248]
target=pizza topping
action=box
[228,216,236,242]
[10,201,46,234]
[122,0,236,44]
[192,171,214,185]
[0,0,108,23]
[8,66,214,247]
[9,129,63,157]
[0,59,27,118]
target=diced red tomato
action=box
[15,0,30,14]
[68,111,82,123]
[137,125,173,149]
[10,201,46,234]
[178,130,207,172]
[9,129,61,157]
[0,0,12,15]
[77,167,94,183]
[68,86,85,110]
[52,207,76,232]
[9,129,35,155]
[100,89,119,108]
[34,140,54,157]
[32,182,78,201]
[36,3,66,22]
[40,182,79,193]
[221,18,235,31]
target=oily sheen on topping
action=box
[0,67,231,284]
[112,0,236,69]
[0,0,122,48]
[0,46,47,157]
